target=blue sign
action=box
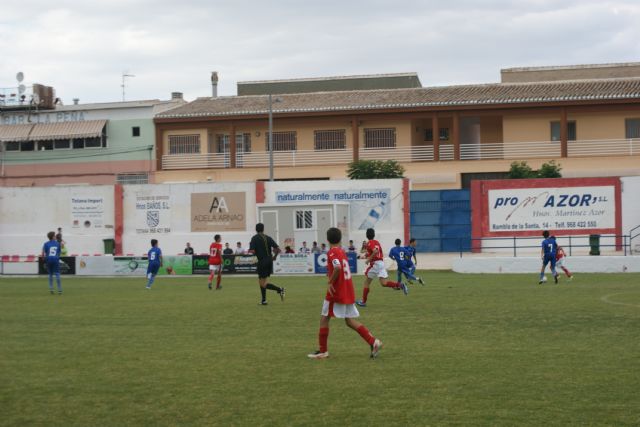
[314,252,358,274]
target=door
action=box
[261,210,279,244]
[316,209,333,245]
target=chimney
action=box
[171,92,183,100]
[73,98,79,105]
[211,71,219,97]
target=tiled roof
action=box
[156,78,640,119]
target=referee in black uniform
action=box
[249,223,285,305]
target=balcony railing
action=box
[161,139,640,170]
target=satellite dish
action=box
[18,84,26,94]
[16,72,24,82]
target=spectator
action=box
[299,241,311,255]
[311,241,322,255]
[56,233,68,256]
[184,242,194,255]
[285,245,295,254]
[320,243,328,253]
[223,242,234,255]
[347,240,356,253]
[235,241,245,255]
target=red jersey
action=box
[366,239,384,264]
[209,242,222,265]
[556,247,566,261]
[326,246,356,304]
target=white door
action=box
[261,210,279,243]
[316,209,333,245]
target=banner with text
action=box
[135,193,172,234]
[471,177,621,239]
[275,189,391,230]
[274,253,315,274]
[71,197,106,233]
[191,192,247,232]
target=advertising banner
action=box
[192,254,258,274]
[113,256,148,276]
[135,193,171,234]
[157,255,193,275]
[275,189,391,230]
[313,252,358,274]
[71,196,106,232]
[38,257,77,275]
[191,192,246,232]
[471,177,622,247]
[76,256,114,275]
[274,253,314,274]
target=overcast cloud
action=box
[1,0,639,104]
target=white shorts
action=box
[209,264,221,273]
[365,260,388,279]
[556,258,565,267]
[321,300,360,319]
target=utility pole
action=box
[121,72,135,101]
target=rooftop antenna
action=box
[121,71,135,101]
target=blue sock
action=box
[48,274,54,291]
[146,274,155,288]
[56,273,62,292]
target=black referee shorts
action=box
[257,259,273,279]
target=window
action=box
[625,118,640,138]
[550,121,577,141]
[425,128,450,142]
[214,133,252,154]
[117,172,149,185]
[5,141,20,151]
[314,130,346,150]
[132,126,140,137]
[168,134,201,154]
[266,131,297,151]
[295,210,313,229]
[20,141,34,151]
[364,128,396,148]
[38,141,53,151]
[84,137,102,148]
[54,139,71,149]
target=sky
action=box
[1,0,639,104]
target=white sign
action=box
[275,189,391,230]
[76,256,115,276]
[274,253,315,274]
[135,193,171,234]
[488,186,615,232]
[71,196,105,232]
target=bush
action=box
[507,160,562,179]
[537,160,562,178]
[347,160,405,179]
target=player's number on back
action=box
[210,248,218,256]
[48,247,57,257]
[548,244,553,252]
[342,259,351,280]
[150,252,156,261]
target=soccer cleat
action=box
[208,283,212,290]
[355,299,367,307]
[554,274,558,284]
[307,351,329,359]
[145,286,151,290]
[58,291,63,295]
[259,301,268,306]
[370,339,383,359]
[569,275,573,281]
[400,282,409,295]
[216,285,222,290]
[417,277,425,286]
[279,287,286,302]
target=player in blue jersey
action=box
[42,231,63,294]
[539,230,558,284]
[145,239,163,289]
[404,239,424,285]
[389,238,424,286]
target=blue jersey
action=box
[542,238,557,256]
[404,246,416,265]
[389,246,409,268]
[43,240,61,262]
[148,247,162,265]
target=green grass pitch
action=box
[1,272,639,426]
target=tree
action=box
[507,161,536,179]
[347,160,405,179]
[537,160,562,178]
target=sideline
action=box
[600,292,640,308]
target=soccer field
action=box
[1,272,639,426]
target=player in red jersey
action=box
[308,227,383,359]
[208,234,223,290]
[355,228,408,307]
[552,236,573,281]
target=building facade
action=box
[0,95,186,186]
[154,64,640,189]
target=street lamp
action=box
[267,94,282,181]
